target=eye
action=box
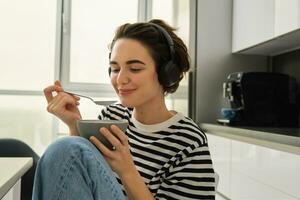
[130,68,142,73]
[110,67,120,73]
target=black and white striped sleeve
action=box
[155,143,216,200]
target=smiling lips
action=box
[118,89,136,96]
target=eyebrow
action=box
[109,59,146,66]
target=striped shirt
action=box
[98,104,216,199]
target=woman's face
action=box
[109,38,164,108]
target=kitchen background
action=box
[192,1,300,200]
[1,0,300,200]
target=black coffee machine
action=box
[222,72,299,127]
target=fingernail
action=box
[100,127,106,132]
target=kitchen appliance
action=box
[222,72,299,127]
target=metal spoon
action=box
[64,91,117,106]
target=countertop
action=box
[200,123,300,155]
[0,157,33,198]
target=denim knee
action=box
[38,136,104,172]
[47,136,95,156]
[33,136,124,200]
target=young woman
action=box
[33,19,216,200]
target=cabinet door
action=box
[231,139,300,199]
[232,0,275,52]
[230,168,298,200]
[206,134,232,198]
[274,0,300,36]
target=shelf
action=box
[233,28,300,56]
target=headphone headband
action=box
[149,23,175,60]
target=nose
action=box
[116,68,130,85]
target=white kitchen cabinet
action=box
[207,133,300,199]
[232,0,300,55]
[207,134,232,199]
[232,0,275,52]
[231,139,300,199]
[230,168,297,200]
[274,0,300,36]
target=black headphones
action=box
[108,23,181,88]
[150,23,181,87]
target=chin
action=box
[118,98,136,108]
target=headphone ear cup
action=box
[158,61,181,87]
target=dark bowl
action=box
[76,120,128,150]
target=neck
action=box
[133,97,174,125]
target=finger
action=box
[48,93,80,119]
[44,85,56,103]
[51,97,72,114]
[74,95,80,100]
[53,94,78,111]
[55,86,64,92]
[54,81,67,94]
[47,96,63,114]
[47,101,56,113]
[54,80,62,87]
[65,92,80,101]
[90,136,114,157]
[56,91,80,102]
[44,82,65,104]
[61,91,81,101]
[110,125,128,145]
[100,127,122,149]
[49,100,81,120]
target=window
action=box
[0,0,57,91]
[152,0,174,25]
[151,0,190,115]
[0,0,57,154]
[61,0,139,93]
[0,95,55,155]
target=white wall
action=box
[194,0,268,123]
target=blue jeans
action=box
[32,136,125,200]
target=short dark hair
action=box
[109,19,190,94]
